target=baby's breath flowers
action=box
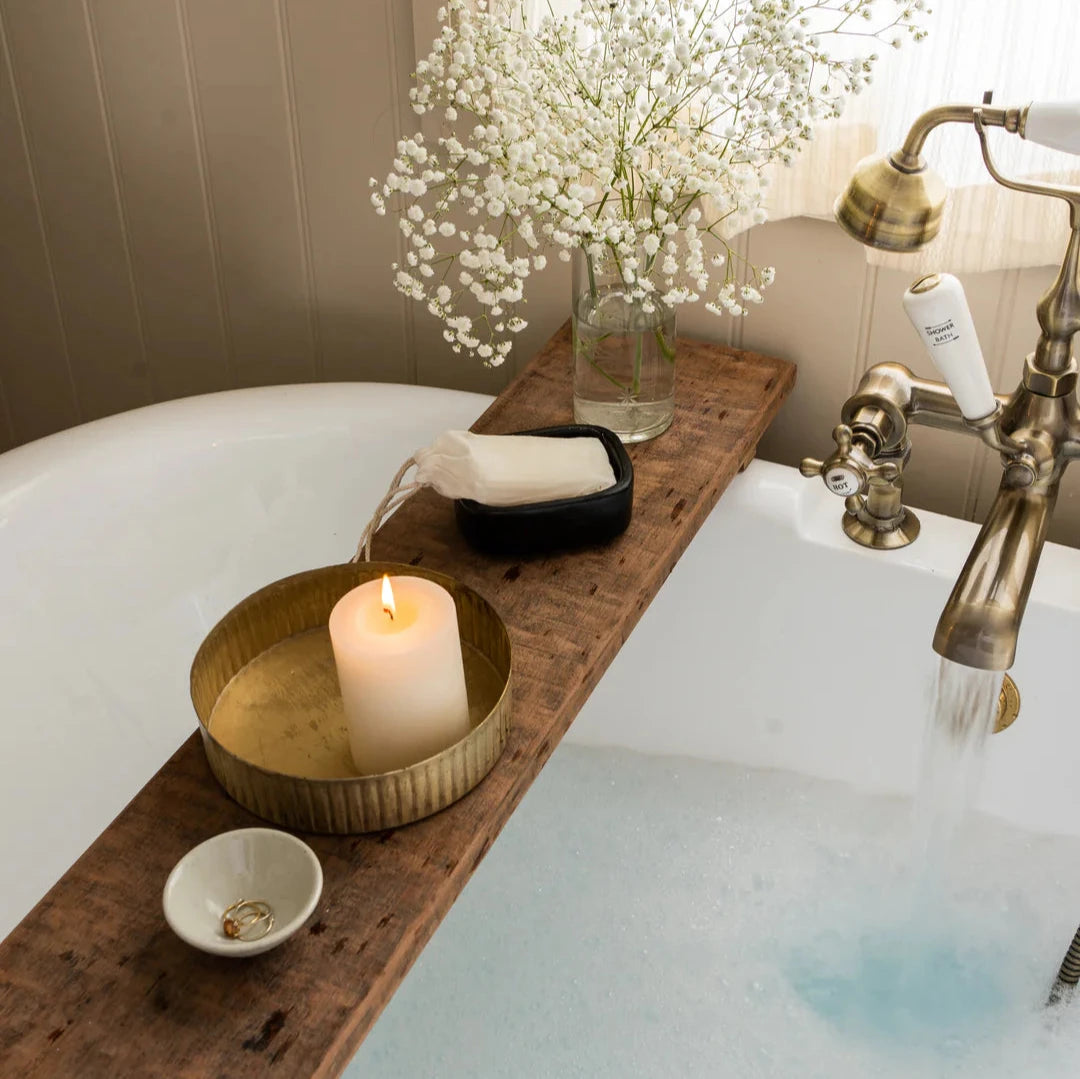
[372,0,926,366]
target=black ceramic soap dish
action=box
[454,424,633,556]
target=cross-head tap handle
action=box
[800,424,898,497]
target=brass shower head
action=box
[834,151,947,253]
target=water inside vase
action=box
[572,284,676,443]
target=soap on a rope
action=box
[354,426,629,562]
[414,430,616,506]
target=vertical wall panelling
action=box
[182,0,315,387]
[283,0,413,385]
[0,253,13,446]
[677,227,742,354]
[408,0,510,395]
[1,0,149,424]
[731,230,752,352]
[0,5,81,444]
[0,380,13,453]
[411,313,513,397]
[742,217,869,471]
[176,0,237,390]
[678,229,756,356]
[388,0,419,386]
[962,268,1021,521]
[675,301,727,356]
[81,1,150,396]
[273,0,320,379]
[508,257,570,383]
[851,263,878,391]
[89,0,231,403]
[411,0,441,67]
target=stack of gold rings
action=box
[221,898,275,942]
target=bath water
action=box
[350,733,1080,1077]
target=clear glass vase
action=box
[571,246,677,443]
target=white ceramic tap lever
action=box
[902,272,998,422]
[1023,102,1080,156]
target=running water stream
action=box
[913,657,1005,868]
[782,657,1017,1050]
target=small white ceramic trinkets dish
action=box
[163,827,323,957]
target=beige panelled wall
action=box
[0,0,519,458]
[0,2,1075,544]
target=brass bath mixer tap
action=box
[802,96,1080,672]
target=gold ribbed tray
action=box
[190,563,512,833]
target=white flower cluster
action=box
[371,0,926,365]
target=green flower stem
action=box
[655,327,676,363]
[573,322,631,394]
[576,245,675,399]
[590,353,632,395]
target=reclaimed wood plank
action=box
[0,323,794,1077]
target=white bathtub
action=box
[569,462,1080,838]
[0,383,491,940]
[4,386,1080,1061]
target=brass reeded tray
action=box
[190,562,512,834]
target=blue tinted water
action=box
[349,744,1080,1078]
[789,921,1011,1047]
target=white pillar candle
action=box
[328,575,470,774]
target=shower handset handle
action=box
[902,273,998,423]
[1023,101,1080,155]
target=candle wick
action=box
[384,607,394,621]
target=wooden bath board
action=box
[0,323,794,1077]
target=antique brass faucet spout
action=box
[819,93,1080,1004]
[808,96,1080,672]
[932,481,1057,671]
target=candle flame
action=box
[381,574,396,621]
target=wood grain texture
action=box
[0,325,793,1078]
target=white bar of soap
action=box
[414,430,616,506]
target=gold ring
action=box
[222,898,275,942]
